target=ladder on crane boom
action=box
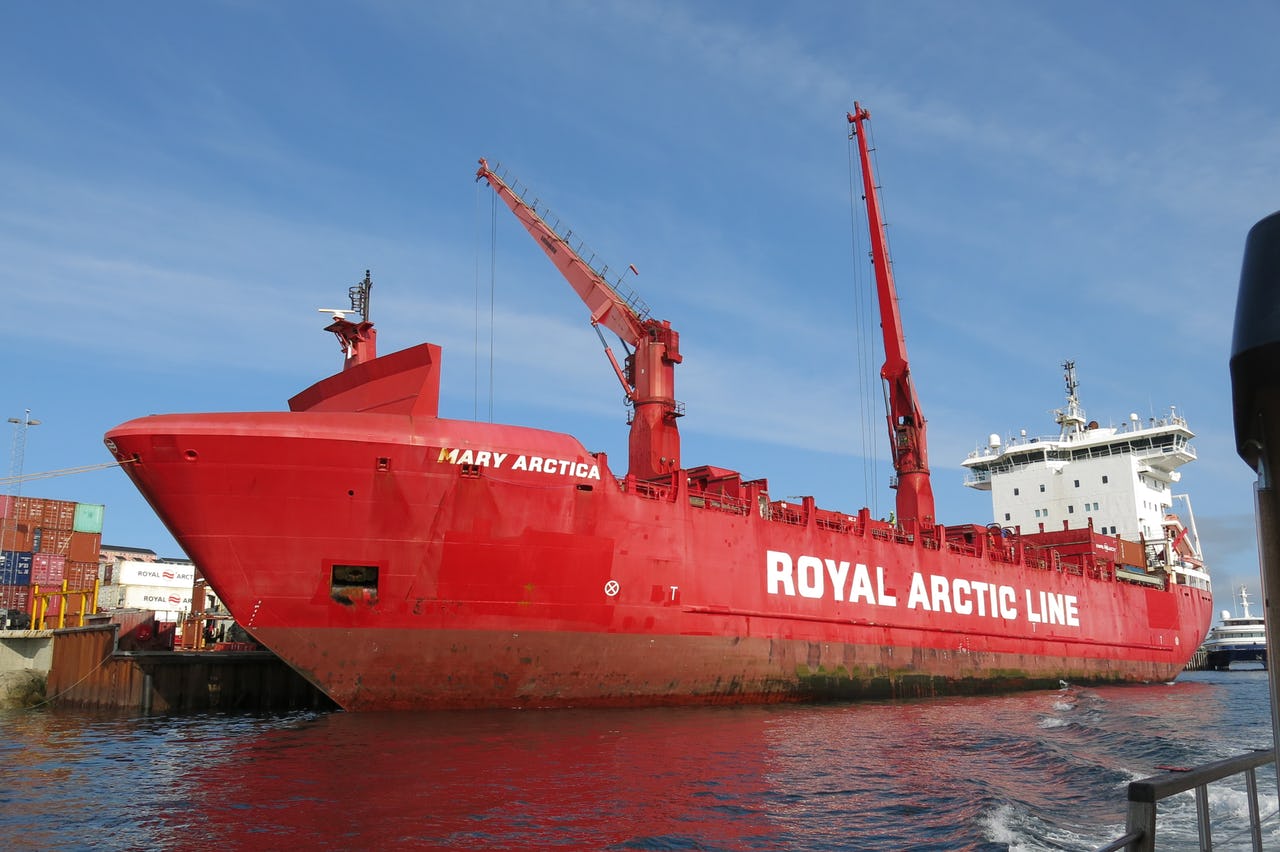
[476,159,683,482]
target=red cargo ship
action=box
[104,105,1213,710]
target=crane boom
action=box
[847,104,935,529]
[476,159,683,481]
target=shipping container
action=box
[31,552,66,585]
[120,584,193,612]
[0,522,33,553]
[0,584,31,612]
[39,527,72,556]
[0,495,12,519]
[43,500,76,531]
[116,560,196,589]
[68,531,101,563]
[14,497,47,524]
[0,551,33,586]
[73,503,105,534]
[65,560,99,589]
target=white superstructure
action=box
[962,361,1210,592]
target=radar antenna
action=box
[318,271,378,369]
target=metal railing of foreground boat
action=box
[1094,748,1277,851]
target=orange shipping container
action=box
[68,531,102,564]
[42,500,76,531]
[0,495,12,519]
[0,523,33,553]
[0,584,31,612]
[14,497,46,524]
[65,561,98,589]
[1117,538,1146,568]
[39,528,73,556]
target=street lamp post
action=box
[2,410,40,625]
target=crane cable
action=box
[847,123,881,516]
[0,458,135,488]
[472,179,499,423]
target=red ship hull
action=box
[105,344,1213,711]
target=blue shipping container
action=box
[0,550,33,586]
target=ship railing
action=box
[770,503,808,527]
[687,489,751,516]
[624,478,673,502]
[1094,747,1277,852]
[868,525,914,545]
[945,541,980,558]
[964,435,1196,483]
[814,507,862,534]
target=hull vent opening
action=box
[331,564,379,606]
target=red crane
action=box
[476,159,683,482]
[847,104,936,529]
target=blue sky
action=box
[3,1,1277,617]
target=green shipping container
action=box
[73,503,104,534]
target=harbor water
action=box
[1,670,1275,850]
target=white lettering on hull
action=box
[765,549,1079,627]
[766,552,898,607]
[437,447,601,480]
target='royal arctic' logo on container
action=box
[118,561,195,588]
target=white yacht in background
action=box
[1200,586,1267,670]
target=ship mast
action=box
[320,270,377,370]
[1054,359,1087,438]
[847,104,935,529]
[476,159,683,481]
